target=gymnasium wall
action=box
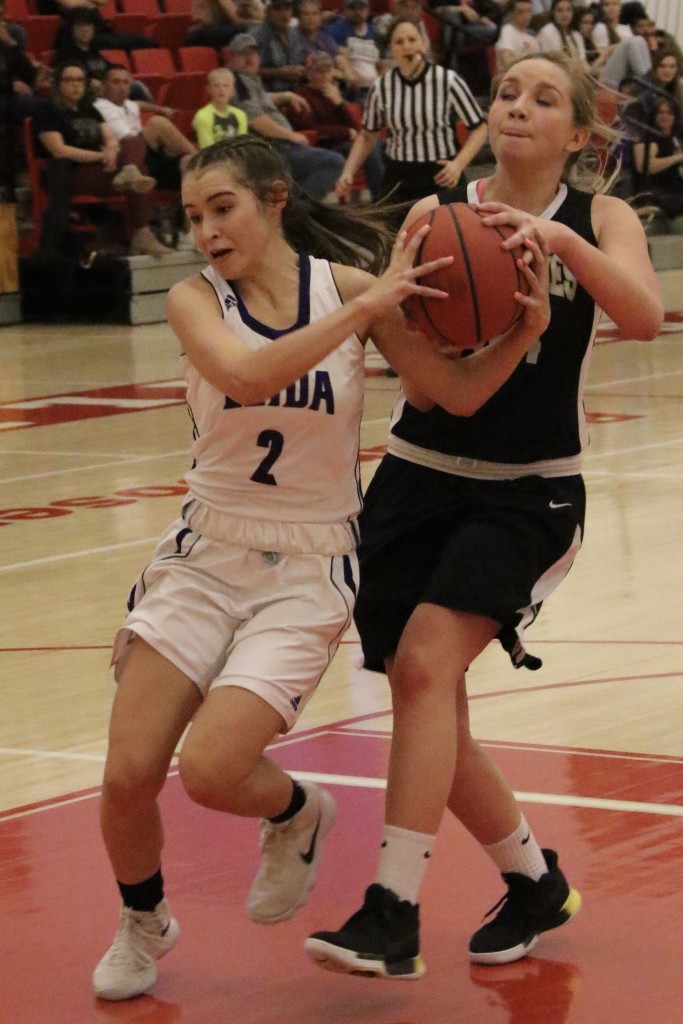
[646,0,683,44]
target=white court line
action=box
[0,449,188,486]
[2,767,681,823]
[586,367,683,389]
[0,536,159,575]
[0,746,105,762]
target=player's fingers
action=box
[414,255,453,276]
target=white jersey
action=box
[181,254,365,555]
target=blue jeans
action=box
[278,142,345,202]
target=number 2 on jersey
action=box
[251,429,284,486]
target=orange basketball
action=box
[402,202,530,350]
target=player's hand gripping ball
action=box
[402,202,531,350]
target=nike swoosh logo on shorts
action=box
[549,501,572,509]
[521,833,531,845]
[300,820,321,865]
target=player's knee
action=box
[390,647,447,703]
[178,745,245,810]
[102,754,165,810]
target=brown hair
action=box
[183,136,398,274]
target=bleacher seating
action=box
[177,46,219,73]
[21,15,60,56]
[152,13,193,50]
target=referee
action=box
[335,16,488,206]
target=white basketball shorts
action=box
[112,517,358,730]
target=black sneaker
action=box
[469,850,581,965]
[305,884,425,979]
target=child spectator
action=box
[193,67,248,148]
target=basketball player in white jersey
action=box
[306,54,664,979]
[92,135,552,1000]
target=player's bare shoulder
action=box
[590,192,645,245]
[166,272,223,327]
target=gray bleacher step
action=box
[647,234,683,273]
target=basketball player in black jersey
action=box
[306,53,664,978]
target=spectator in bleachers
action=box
[193,66,248,147]
[292,0,350,75]
[33,61,173,255]
[425,1,499,72]
[186,0,246,49]
[94,64,196,191]
[55,9,111,95]
[289,49,384,198]
[236,0,265,28]
[227,31,345,201]
[632,96,683,218]
[37,0,160,52]
[327,0,384,105]
[536,0,588,68]
[495,0,539,72]
[55,9,153,100]
[573,6,605,73]
[95,63,199,248]
[0,0,27,50]
[599,5,652,91]
[0,15,46,123]
[252,0,306,92]
[592,1,631,58]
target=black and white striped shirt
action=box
[362,62,485,163]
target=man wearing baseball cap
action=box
[228,33,346,202]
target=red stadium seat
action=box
[119,0,162,15]
[22,16,60,57]
[153,13,194,51]
[162,0,193,13]
[158,71,208,109]
[177,46,219,73]
[5,0,31,19]
[130,47,176,77]
[100,49,132,71]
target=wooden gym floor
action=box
[0,267,682,1023]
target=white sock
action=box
[376,823,436,905]
[483,816,547,882]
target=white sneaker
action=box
[247,781,337,924]
[92,899,180,1001]
[112,164,157,194]
[130,227,174,257]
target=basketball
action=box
[402,202,530,350]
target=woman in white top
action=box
[592,0,632,54]
[496,0,540,73]
[536,0,588,68]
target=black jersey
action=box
[389,181,599,478]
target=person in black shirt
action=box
[33,61,172,254]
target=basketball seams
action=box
[448,205,481,346]
[489,222,526,337]
[414,208,454,346]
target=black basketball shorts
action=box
[354,454,586,672]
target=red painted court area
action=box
[2,719,682,1024]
